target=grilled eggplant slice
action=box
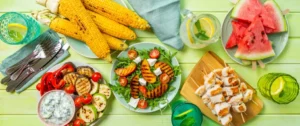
[75,76,92,96]
[77,66,95,78]
[115,62,137,77]
[154,62,174,78]
[63,72,79,85]
[146,83,169,99]
[130,75,140,99]
[141,59,156,83]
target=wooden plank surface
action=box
[1,0,300,126]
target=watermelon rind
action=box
[264,0,287,33]
[231,0,248,18]
[235,49,275,60]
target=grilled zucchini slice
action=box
[115,62,137,77]
[154,62,174,78]
[75,76,92,96]
[99,84,111,99]
[141,59,156,83]
[130,75,140,99]
[63,72,79,85]
[146,83,168,99]
[77,66,94,78]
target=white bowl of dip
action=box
[37,90,75,126]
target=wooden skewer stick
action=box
[252,61,257,70]
[241,113,245,123]
[243,112,248,116]
[191,77,200,87]
[251,100,259,106]
[224,60,228,67]
[257,60,265,69]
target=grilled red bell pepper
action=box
[54,62,75,75]
[40,72,52,96]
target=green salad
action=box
[111,47,181,110]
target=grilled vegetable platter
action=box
[110,42,181,113]
[36,61,111,126]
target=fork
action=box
[9,39,58,80]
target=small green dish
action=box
[171,101,203,126]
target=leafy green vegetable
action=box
[110,83,131,102]
[168,86,176,93]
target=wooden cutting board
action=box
[180,51,264,126]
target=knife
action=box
[15,43,69,91]
[6,41,63,92]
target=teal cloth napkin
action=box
[0,30,69,93]
[16,50,69,93]
[127,0,184,50]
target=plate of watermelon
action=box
[222,0,289,67]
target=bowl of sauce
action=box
[38,90,75,126]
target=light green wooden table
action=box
[1,0,300,126]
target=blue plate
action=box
[221,9,289,65]
[110,42,182,113]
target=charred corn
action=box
[50,17,128,50]
[58,0,111,61]
[88,11,136,40]
[82,0,150,30]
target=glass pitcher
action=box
[180,10,221,49]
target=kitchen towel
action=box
[127,0,184,50]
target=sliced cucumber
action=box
[99,84,111,99]
[98,111,104,118]
[92,93,107,112]
[90,80,99,95]
[75,108,81,119]
[79,105,98,123]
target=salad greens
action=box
[111,47,181,110]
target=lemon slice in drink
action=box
[271,77,285,96]
[199,17,215,38]
[7,23,27,42]
[186,19,199,44]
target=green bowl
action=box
[171,102,203,126]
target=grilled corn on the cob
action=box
[82,0,150,30]
[88,11,136,40]
[50,17,128,50]
[58,0,111,61]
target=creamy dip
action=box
[39,91,74,125]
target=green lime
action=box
[270,77,285,96]
[174,109,193,120]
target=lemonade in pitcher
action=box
[180,10,221,49]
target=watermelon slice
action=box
[264,0,288,33]
[231,0,275,29]
[235,17,275,60]
[226,20,249,49]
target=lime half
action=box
[7,23,27,42]
[271,77,285,96]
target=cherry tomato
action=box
[139,86,147,95]
[91,72,102,82]
[64,84,75,94]
[119,77,128,87]
[137,99,148,109]
[160,73,170,84]
[73,119,85,126]
[128,49,138,60]
[74,96,84,108]
[82,93,93,104]
[149,49,160,58]
[36,83,42,91]
[65,122,73,126]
